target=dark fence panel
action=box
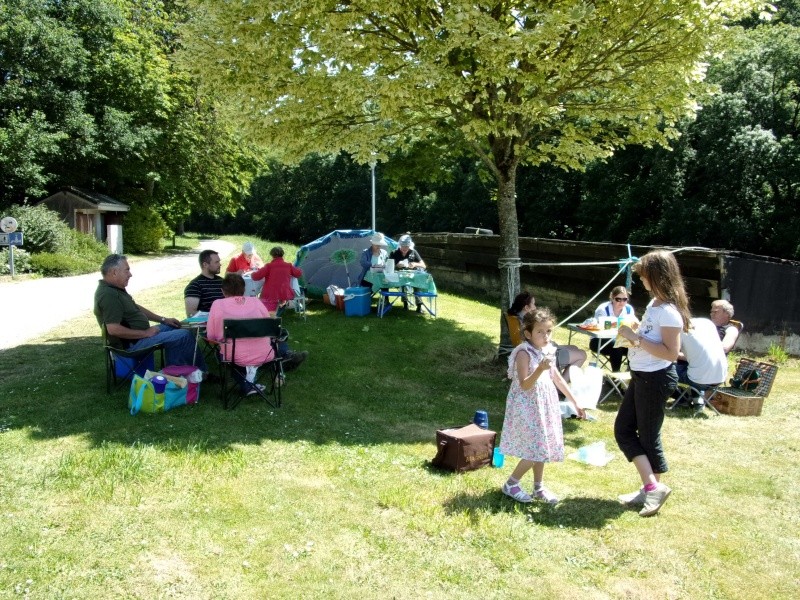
[406,232,799,353]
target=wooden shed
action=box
[38,187,129,253]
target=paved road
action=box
[0,240,235,350]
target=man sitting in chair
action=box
[676,317,728,407]
[184,249,224,317]
[94,254,206,371]
[710,299,740,354]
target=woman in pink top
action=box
[250,246,303,312]
[207,274,275,393]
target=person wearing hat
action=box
[359,232,390,286]
[390,234,426,270]
[389,234,427,311]
[226,241,264,275]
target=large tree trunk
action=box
[495,161,521,358]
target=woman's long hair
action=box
[634,251,690,332]
[508,291,534,316]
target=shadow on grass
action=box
[0,301,510,454]
[440,487,626,528]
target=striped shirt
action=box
[184,274,224,312]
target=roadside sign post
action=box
[1,217,22,278]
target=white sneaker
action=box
[639,484,672,517]
[618,488,646,506]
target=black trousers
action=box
[614,366,678,474]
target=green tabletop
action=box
[363,270,437,294]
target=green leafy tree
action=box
[0,0,258,222]
[566,17,800,259]
[180,0,762,347]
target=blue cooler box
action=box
[344,286,372,316]
[114,353,154,378]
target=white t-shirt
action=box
[681,318,728,385]
[629,300,683,372]
[594,301,635,320]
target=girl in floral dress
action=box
[499,308,584,504]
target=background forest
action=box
[2,1,799,259]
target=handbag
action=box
[431,423,496,472]
[128,374,192,415]
[128,374,165,415]
[162,365,201,404]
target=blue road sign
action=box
[0,232,23,246]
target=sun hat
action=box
[399,234,413,247]
[242,241,254,254]
[369,233,387,247]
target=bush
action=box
[124,203,171,253]
[7,204,70,253]
[0,247,33,275]
[64,228,108,265]
[30,252,98,277]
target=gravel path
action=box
[0,240,235,350]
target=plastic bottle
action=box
[492,448,504,468]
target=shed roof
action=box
[41,187,130,212]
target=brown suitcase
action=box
[431,423,496,472]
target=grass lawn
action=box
[1,237,798,599]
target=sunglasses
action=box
[613,297,629,302]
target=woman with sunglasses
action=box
[590,286,637,371]
[615,251,690,517]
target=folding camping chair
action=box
[504,313,523,347]
[102,325,165,394]
[219,318,285,410]
[275,277,307,321]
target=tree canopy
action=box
[181,0,764,340]
[0,0,258,224]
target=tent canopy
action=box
[295,229,398,298]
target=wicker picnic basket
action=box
[709,359,778,417]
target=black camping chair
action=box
[102,325,165,394]
[219,317,284,410]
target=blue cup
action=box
[473,409,489,429]
[152,375,167,394]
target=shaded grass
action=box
[0,242,798,599]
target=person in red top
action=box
[250,246,303,312]
[226,241,263,274]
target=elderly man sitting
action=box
[94,254,206,371]
[675,317,728,407]
[710,299,740,353]
[226,241,263,275]
[389,233,427,311]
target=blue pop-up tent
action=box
[295,229,397,298]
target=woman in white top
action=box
[591,285,636,371]
[615,251,690,517]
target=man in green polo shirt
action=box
[94,254,206,371]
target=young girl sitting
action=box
[499,307,585,504]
